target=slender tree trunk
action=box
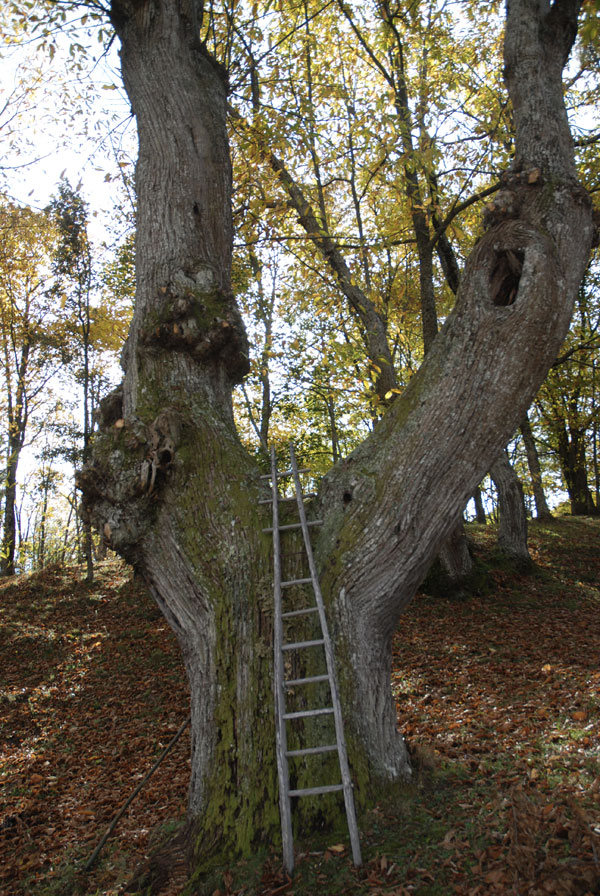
[82,341,95,582]
[489,451,532,566]
[520,411,553,520]
[1,436,20,576]
[1,342,29,577]
[60,496,75,564]
[473,487,487,524]
[80,0,593,873]
[38,475,50,569]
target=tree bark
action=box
[1,436,20,576]
[472,486,487,524]
[80,0,594,870]
[556,422,597,514]
[520,411,553,520]
[437,520,473,582]
[489,451,531,566]
[80,0,275,855]
[1,342,30,577]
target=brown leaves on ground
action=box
[0,561,189,896]
[392,516,600,895]
[0,517,599,895]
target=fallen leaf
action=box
[328,843,345,854]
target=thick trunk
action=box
[316,0,592,775]
[437,520,473,583]
[81,0,277,856]
[489,451,531,566]
[520,411,553,520]
[80,0,593,873]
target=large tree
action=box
[78,0,595,877]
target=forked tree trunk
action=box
[80,0,594,871]
[556,423,598,514]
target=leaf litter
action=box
[0,517,599,895]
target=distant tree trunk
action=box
[249,249,273,454]
[79,0,593,871]
[325,393,342,464]
[1,342,30,577]
[473,486,487,524]
[592,362,600,507]
[60,495,76,564]
[38,474,50,569]
[490,451,531,567]
[520,411,553,520]
[556,422,597,515]
[593,415,599,509]
[438,520,473,581]
[82,340,95,582]
[1,438,20,576]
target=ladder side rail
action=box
[271,447,294,874]
[289,446,362,868]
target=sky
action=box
[0,15,135,249]
[0,15,135,547]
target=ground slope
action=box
[0,517,599,895]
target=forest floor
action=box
[0,516,599,896]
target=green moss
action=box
[168,420,282,871]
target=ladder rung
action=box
[263,520,323,533]
[261,468,310,479]
[282,607,318,619]
[286,744,338,757]
[285,674,330,687]
[281,577,312,587]
[282,638,325,651]
[277,494,317,501]
[283,707,334,720]
[288,784,344,797]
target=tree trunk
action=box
[80,0,593,872]
[489,451,532,567]
[520,411,553,520]
[473,486,487,524]
[80,0,278,861]
[1,341,30,577]
[1,435,20,576]
[556,423,597,515]
[437,520,473,583]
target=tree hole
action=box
[490,249,524,307]
[343,490,353,505]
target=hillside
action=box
[1,517,599,896]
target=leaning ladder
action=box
[262,445,361,874]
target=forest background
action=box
[0,0,600,581]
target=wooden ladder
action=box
[262,445,361,874]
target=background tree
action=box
[0,202,63,576]
[48,179,97,579]
[535,272,600,515]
